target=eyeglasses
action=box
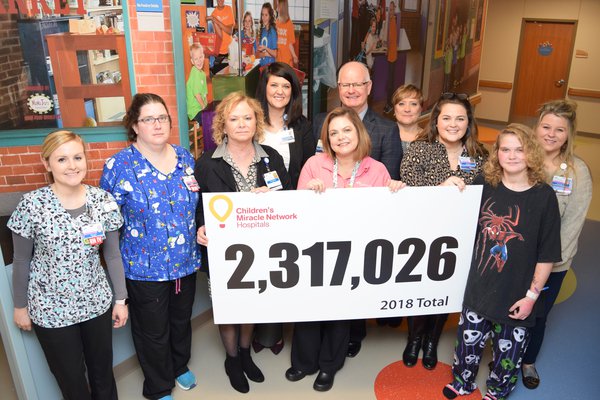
[138,115,170,125]
[441,92,469,100]
[338,81,370,89]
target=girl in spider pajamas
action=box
[443,124,561,400]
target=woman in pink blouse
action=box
[287,107,404,392]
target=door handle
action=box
[554,79,566,87]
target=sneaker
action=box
[176,370,197,391]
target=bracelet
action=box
[526,290,539,301]
[115,299,127,305]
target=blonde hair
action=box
[320,107,372,161]
[41,130,85,161]
[212,92,265,145]
[535,99,577,165]
[190,42,204,55]
[483,123,545,187]
[41,130,86,183]
[391,84,424,107]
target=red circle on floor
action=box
[374,360,482,399]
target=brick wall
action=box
[0,14,27,130]
[0,0,180,194]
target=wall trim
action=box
[568,87,600,99]
[479,80,513,90]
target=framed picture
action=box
[402,0,420,13]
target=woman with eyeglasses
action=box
[101,93,201,400]
[399,92,488,370]
[194,92,292,393]
[286,107,405,392]
[519,100,592,390]
[9,130,127,400]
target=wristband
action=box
[526,290,539,301]
[115,299,127,305]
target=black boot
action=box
[422,314,447,370]
[402,336,422,367]
[225,354,249,393]
[240,347,264,382]
[421,336,438,369]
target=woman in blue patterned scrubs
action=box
[9,130,128,400]
[101,94,201,400]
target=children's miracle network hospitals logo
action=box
[208,194,299,230]
[209,194,233,228]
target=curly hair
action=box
[417,93,488,158]
[535,99,578,165]
[483,123,545,187]
[212,92,265,145]
[260,2,276,32]
[320,107,372,161]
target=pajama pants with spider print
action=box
[447,307,530,399]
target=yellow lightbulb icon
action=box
[209,194,233,228]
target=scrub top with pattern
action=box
[8,185,123,328]
[100,144,201,282]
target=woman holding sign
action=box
[442,124,561,400]
[287,107,404,392]
[519,100,592,390]
[399,92,488,370]
[9,130,127,400]
[252,62,314,355]
[194,92,292,393]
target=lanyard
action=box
[332,159,361,188]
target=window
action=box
[0,1,131,131]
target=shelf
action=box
[93,54,119,65]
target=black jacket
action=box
[194,144,292,272]
[287,115,315,189]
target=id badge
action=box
[182,175,200,192]
[280,128,295,144]
[316,139,324,153]
[103,201,118,212]
[551,175,573,195]
[263,171,283,190]
[82,222,105,246]
[459,156,476,172]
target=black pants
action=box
[34,308,117,400]
[349,319,366,343]
[291,320,350,374]
[127,273,197,399]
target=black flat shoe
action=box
[347,341,361,358]
[285,367,307,382]
[421,339,438,370]
[522,364,540,389]
[313,371,334,392]
[402,336,422,367]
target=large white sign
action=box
[204,186,482,324]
